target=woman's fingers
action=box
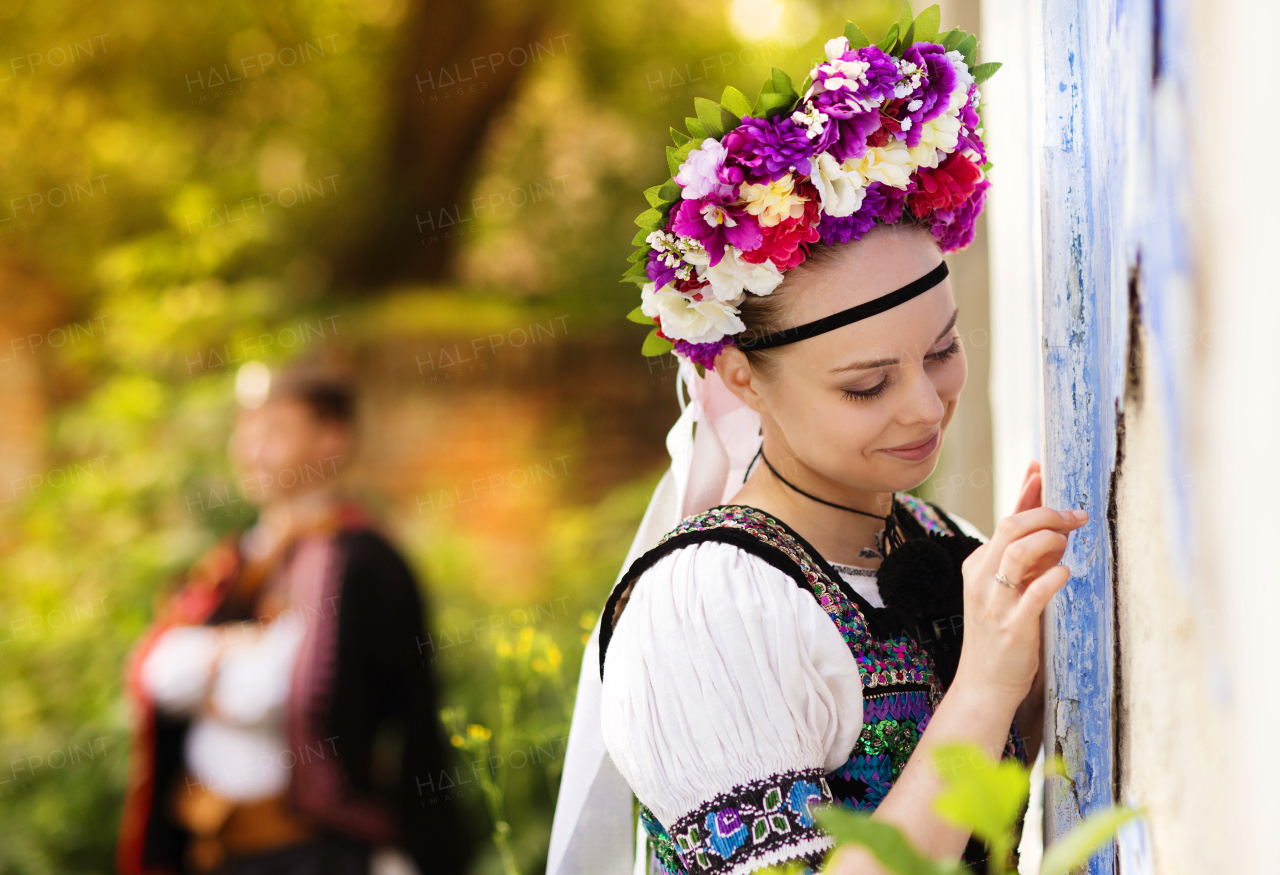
[989,507,1088,558]
[996,530,1069,587]
[1013,564,1072,622]
[1013,462,1043,514]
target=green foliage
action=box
[815,808,962,875]
[641,326,675,356]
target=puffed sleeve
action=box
[139,625,222,716]
[600,541,863,875]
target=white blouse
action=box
[600,541,866,832]
[599,511,985,870]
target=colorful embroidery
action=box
[642,806,688,875]
[650,771,833,875]
[827,689,935,810]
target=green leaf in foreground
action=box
[641,327,673,356]
[1039,808,1140,875]
[626,306,653,325]
[814,808,963,875]
[930,744,1029,844]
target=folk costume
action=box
[116,504,473,875]
[550,13,1009,875]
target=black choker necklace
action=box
[754,448,907,555]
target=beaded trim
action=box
[657,770,834,875]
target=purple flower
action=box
[898,43,957,147]
[955,85,986,163]
[720,116,817,184]
[928,179,989,251]
[815,110,884,163]
[672,198,762,266]
[817,182,909,245]
[808,44,899,120]
[818,182,889,244]
[674,335,737,370]
[646,248,678,287]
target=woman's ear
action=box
[714,347,770,415]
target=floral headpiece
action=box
[623,4,999,369]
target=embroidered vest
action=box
[598,496,1024,875]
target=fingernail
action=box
[1071,510,1088,521]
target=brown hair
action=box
[735,221,936,378]
[268,361,357,425]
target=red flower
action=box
[907,152,982,216]
[741,181,821,271]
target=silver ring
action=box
[995,572,1017,589]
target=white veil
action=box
[546,357,763,875]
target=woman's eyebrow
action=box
[828,308,960,374]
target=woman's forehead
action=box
[782,233,945,324]
[795,283,958,366]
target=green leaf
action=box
[626,306,654,325]
[901,20,916,48]
[685,116,707,139]
[913,5,941,43]
[719,104,743,132]
[634,208,664,231]
[940,27,964,50]
[720,85,752,118]
[770,67,794,99]
[844,21,871,48]
[956,34,978,68]
[877,22,900,52]
[694,97,726,138]
[1039,808,1141,875]
[658,180,682,203]
[897,1,914,38]
[754,91,794,120]
[641,327,674,356]
[930,744,1030,844]
[643,185,665,208]
[626,246,649,263]
[670,127,691,147]
[971,61,1002,83]
[815,808,962,875]
[666,138,700,176]
[631,228,650,246]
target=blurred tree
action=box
[334,0,552,286]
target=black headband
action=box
[736,261,949,352]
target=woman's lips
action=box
[880,431,940,462]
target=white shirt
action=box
[140,617,306,802]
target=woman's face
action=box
[719,226,967,497]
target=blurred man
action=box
[117,362,473,875]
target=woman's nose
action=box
[900,366,945,426]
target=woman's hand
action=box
[954,461,1086,705]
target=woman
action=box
[553,17,1085,875]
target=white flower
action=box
[945,51,975,111]
[824,36,850,61]
[855,141,915,189]
[790,106,830,140]
[894,59,923,98]
[812,151,869,217]
[640,282,745,344]
[674,138,736,201]
[685,247,784,302]
[908,113,962,169]
[740,174,807,227]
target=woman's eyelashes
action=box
[927,336,961,364]
[840,337,961,402]
[841,377,890,402]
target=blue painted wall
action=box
[1038,0,1196,868]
